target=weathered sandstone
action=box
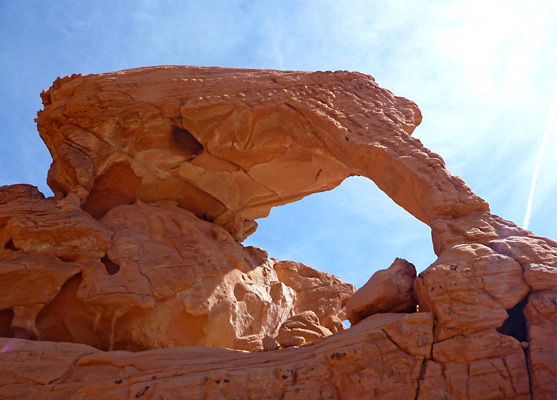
[0,313,435,399]
[524,291,557,400]
[274,310,333,347]
[36,66,487,241]
[421,329,531,399]
[0,66,555,399]
[345,257,417,324]
[415,241,530,341]
[0,185,351,351]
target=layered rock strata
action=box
[0,313,436,399]
[0,66,555,399]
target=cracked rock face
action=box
[1,66,556,399]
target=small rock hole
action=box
[0,309,14,337]
[173,126,203,156]
[102,256,120,275]
[58,254,80,262]
[497,297,528,342]
[4,240,16,251]
[233,283,248,301]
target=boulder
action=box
[275,310,333,347]
[346,258,417,324]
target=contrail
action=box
[523,77,557,229]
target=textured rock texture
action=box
[0,66,556,399]
[0,185,351,351]
[0,313,433,399]
[346,257,417,324]
[36,66,487,241]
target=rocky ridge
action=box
[0,66,555,399]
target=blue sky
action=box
[1,1,555,289]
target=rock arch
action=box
[37,66,487,241]
[0,66,553,398]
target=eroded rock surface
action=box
[419,212,557,399]
[36,66,487,241]
[346,257,417,324]
[524,291,557,400]
[0,185,352,351]
[0,313,433,399]
[1,66,556,399]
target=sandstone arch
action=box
[37,66,487,242]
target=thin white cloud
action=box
[523,77,557,228]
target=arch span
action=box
[37,66,487,241]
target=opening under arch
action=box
[243,176,437,290]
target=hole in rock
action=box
[101,255,120,275]
[243,176,436,290]
[4,240,16,251]
[82,161,142,219]
[36,274,101,347]
[172,126,204,156]
[0,309,14,337]
[58,254,80,263]
[234,283,248,301]
[497,297,528,342]
[0,309,36,340]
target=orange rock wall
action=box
[0,184,352,352]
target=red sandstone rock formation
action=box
[346,257,417,324]
[0,185,351,351]
[0,66,555,399]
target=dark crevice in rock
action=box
[0,309,36,340]
[414,358,428,400]
[58,254,80,262]
[101,255,120,275]
[35,274,84,344]
[497,297,528,343]
[4,239,17,251]
[524,332,535,399]
[0,308,14,337]
[82,160,142,219]
[173,126,203,156]
[12,328,37,340]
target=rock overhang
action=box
[36,65,486,241]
